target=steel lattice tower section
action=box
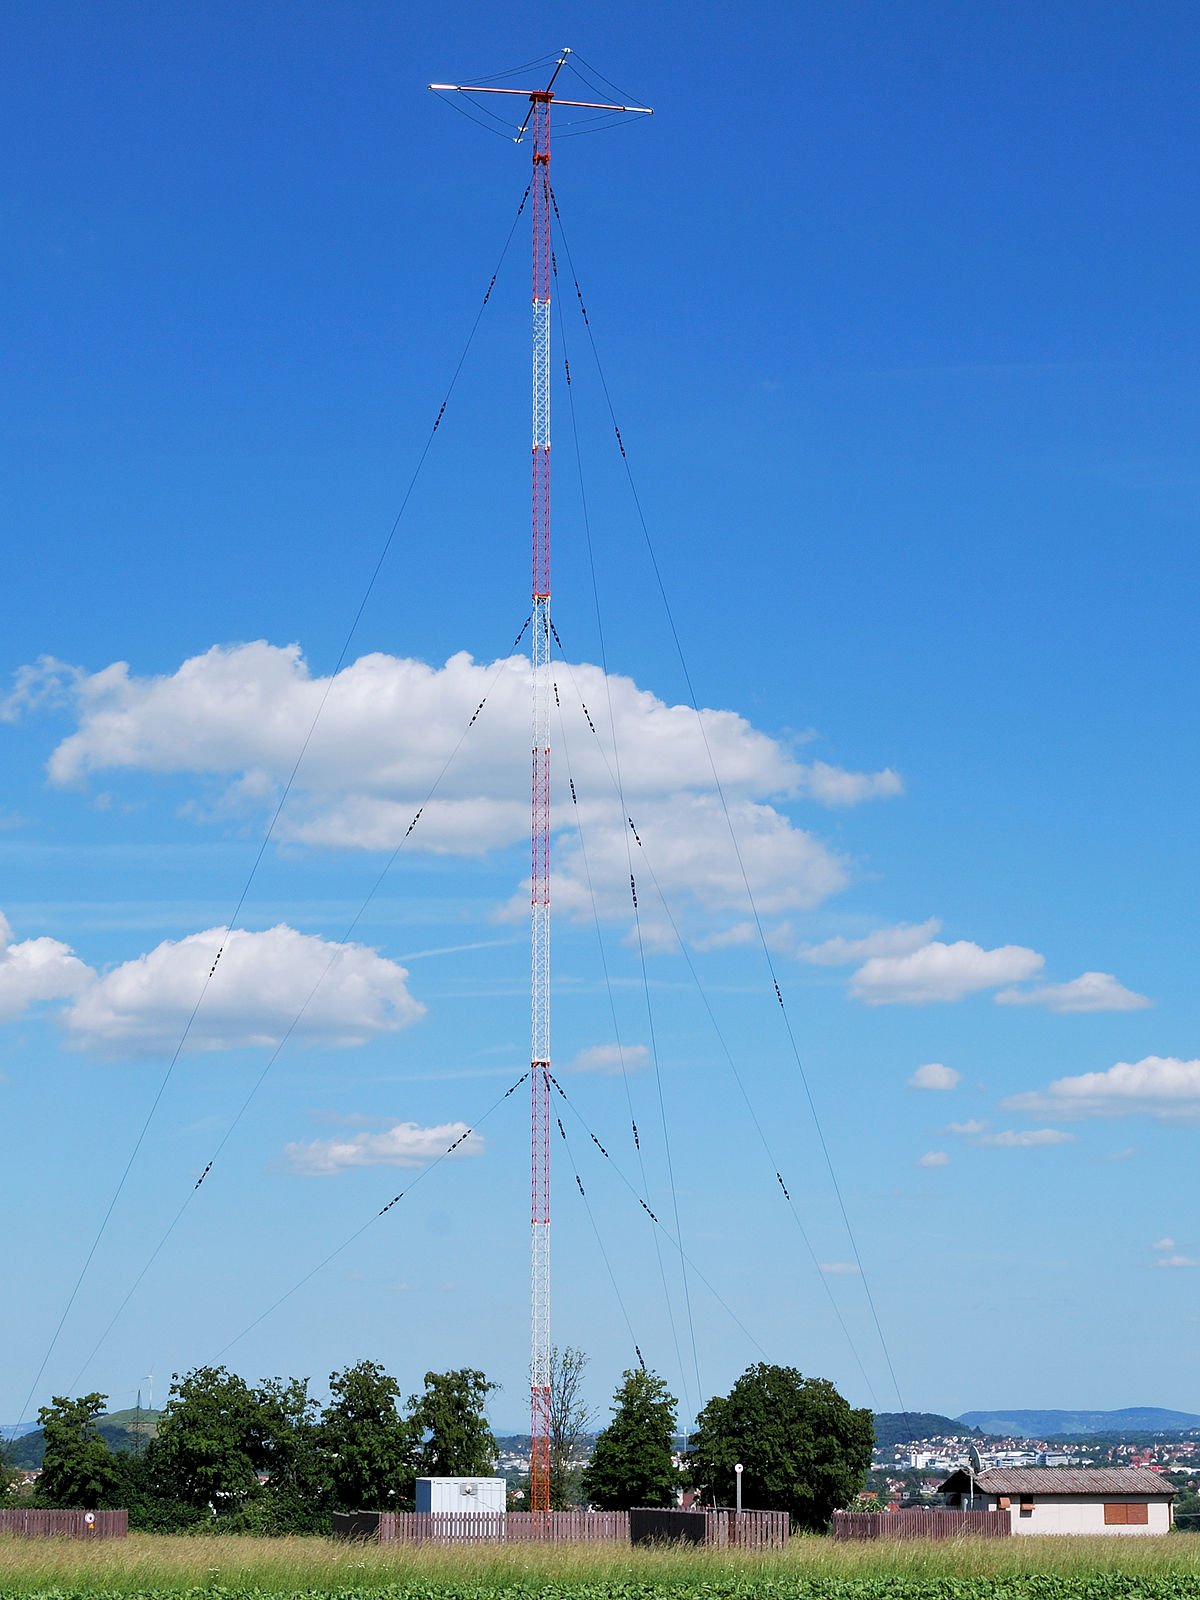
[428,57,651,1522]
[528,89,554,1518]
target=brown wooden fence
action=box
[506,1511,632,1543]
[0,1508,128,1539]
[365,1510,629,1543]
[706,1509,790,1550]
[832,1509,1010,1541]
[335,1508,787,1547]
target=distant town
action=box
[862,1412,1200,1521]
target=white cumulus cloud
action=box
[798,918,941,967]
[918,1151,950,1168]
[20,641,898,929]
[1155,1254,1199,1270]
[0,910,93,1022]
[548,794,849,924]
[908,1061,961,1091]
[947,1119,988,1136]
[850,940,1044,1005]
[995,971,1151,1013]
[1004,1057,1200,1121]
[819,1261,860,1275]
[567,1043,650,1076]
[1153,1237,1176,1252]
[63,924,424,1053]
[283,1120,483,1176]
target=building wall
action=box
[414,1477,506,1515]
[982,1494,1171,1536]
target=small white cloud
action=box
[801,761,903,807]
[627,917,681,956]
[1005,1057,1200,1121]
[0,656,81,722]
[0,911,93,1022]
[1104,1147,1136,1162]
[566,1043,650,1076]
[850,940,1044,1005]
[284,1120,483,1176]
[798,918,940,968]
[1153,1237,1176,1252]
[693,922,757,952]
[1155,1255,1199,1270]
[819,1261,860,1275]
[908,1061,961,1091]
[63,924,424,1053]
[995,971,1151,1013]
[947,1120,989,1136]
[976,1128,1075,1149]
[918,1151,950,1168]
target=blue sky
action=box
[3,0,1199,1437]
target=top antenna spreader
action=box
[429,46,652,143]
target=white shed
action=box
[415,1477,507,1515]
[939,1467,1174,1536]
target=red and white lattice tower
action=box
[528,85,554,1517]
[429,55,651,1518]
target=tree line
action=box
[2,1356,871,1533]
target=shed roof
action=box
[939,1467,1173,1497]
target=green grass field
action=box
[2,1533,1200,1600]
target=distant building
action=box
[939,1467,1174,1536]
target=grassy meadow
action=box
[2,1533,1200,1600]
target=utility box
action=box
[415,1477,506,1515]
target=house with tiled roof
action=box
[939,1467,1174,1536]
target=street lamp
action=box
[734,1463,743,1514]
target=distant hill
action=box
[958,1407,1200,1439]
[4,1408,159,1469]
[873,1412,984,1450]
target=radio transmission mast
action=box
[429,53,651,1516]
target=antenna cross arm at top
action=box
[428,84,652,115]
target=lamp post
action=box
[734,1463,743,1514]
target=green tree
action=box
[112,1448,208,1534]
[247,1376,329,1533]
[686,1363,872,1531]
[36,1393,120,1508]
[322,1359,415,1511]
[150,1366,264,1513]
[409,1369,498,1478]
[581,1366,678,1510]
